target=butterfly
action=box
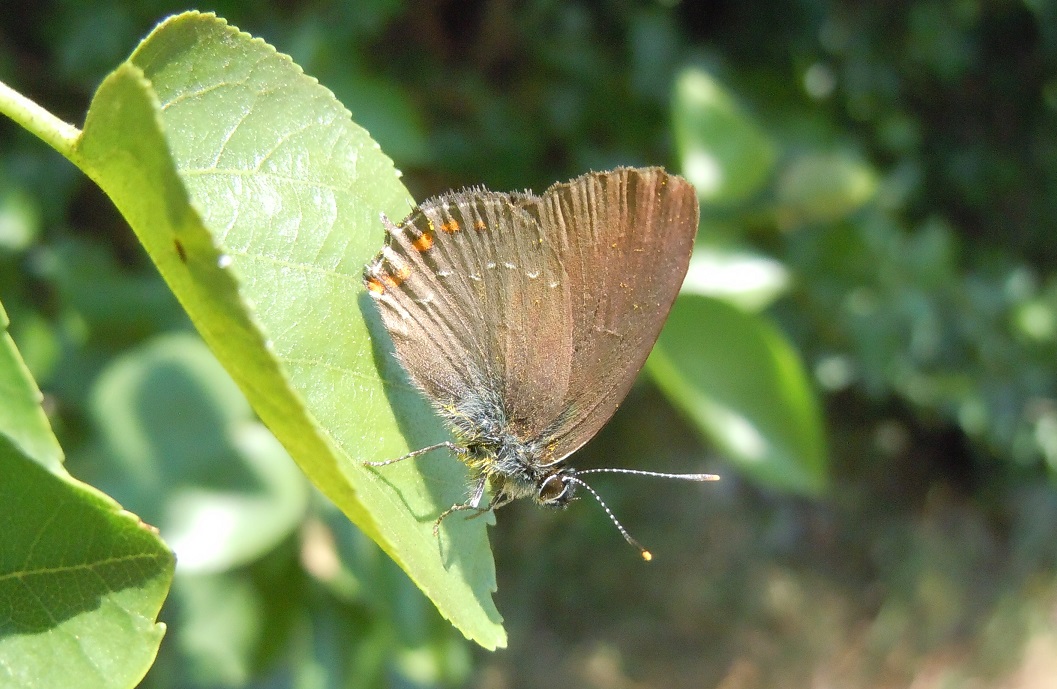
[364,167,717,559]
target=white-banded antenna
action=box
[575,467,720,482]
[564,475,654,561]
[567,469,720,560]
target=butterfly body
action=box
[434,373,575,511]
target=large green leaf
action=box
[63,12,502,646]
[648,294,828,495]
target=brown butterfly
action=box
[364,167,718,559]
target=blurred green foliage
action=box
[3,1,1057,688]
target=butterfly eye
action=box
[536,473,574,506]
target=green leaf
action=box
[87,332,310,574]
[648,294,828,495]
[0,435,174,689]
[64,12,502,646]
[0,299,63,472]
[673,67,776,206]
[775,152,879,225]
[682,242,791,311]
[0,297,172,687]
[0,186,41,252]
[169,572,269,686]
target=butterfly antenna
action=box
[575,467,720,482]
[564,475,654,561]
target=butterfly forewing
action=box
[529,167,699,460]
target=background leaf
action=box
[681,244,791,311]
[85,332,310,574]
[776,152,879,226]
[673,67,776,206]
[649,294,827,495]
[0,300,62,471]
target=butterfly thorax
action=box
[450,416,550,485]
[440,395,573,508]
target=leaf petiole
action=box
[0,79,81,159]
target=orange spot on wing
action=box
[440,220,461,233]
[412,230,434,252]
[388,264,408,285]
[366,263,412,294]
[386,264,412,287]
[474,220,487,231]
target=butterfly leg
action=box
[364,441,462,467]
[433,474,490,535]
[465,490,515,521]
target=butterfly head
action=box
[535,467,579,508]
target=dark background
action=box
[3,1,1057,687]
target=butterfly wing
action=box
[365,188,575,441]
[365,167,697,460]
[526,167,698,460]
